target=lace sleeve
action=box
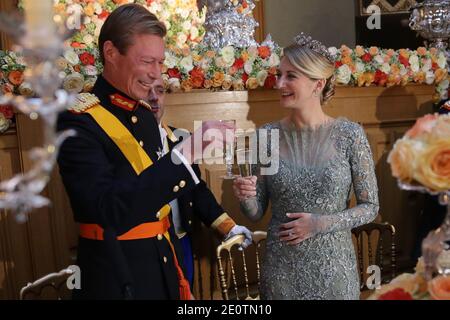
[317,125,379,233]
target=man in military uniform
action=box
[57,4,252,300]
[146,78,252,288]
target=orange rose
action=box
[430,47,438,56]
[241,51,249,62]
[340,45,352,56]
[390,65,400,75]
[355,46,365,57]
[232,79,245,91]
[212,72,225,87]
[357,72,374,87]
[206,51,216,58]
[369,46,379,56]
[245,77,259,89]
[8,70,24,86]
[341,55,353,66]
[414,139,450,191]
[84,4,95,16]
[399,49,410,59]
[406,114,439,139]
[204,79,213,89]
[413,71,426,84]
[257,46,271,59]
[181,79,193,92]
[428,276,450,300]
[386,49,396,57]
[387,74,401,87]
[435,68,448,83]
[388,139,417,182]
[417,47,428,56]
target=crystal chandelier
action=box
[0,1,75,222]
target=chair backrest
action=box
[351,222,396,290]
[20,267,75,300]
[216,231,266,300]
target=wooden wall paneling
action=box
[253,0,265,43]
[0,130,34,299]
[0,0,18,50]
[14,114,58,283]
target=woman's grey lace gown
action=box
[248,118,379,300]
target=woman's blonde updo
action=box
[283,33,336,105]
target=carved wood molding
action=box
[0,0,18,50]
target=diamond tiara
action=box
[293,32,334,62]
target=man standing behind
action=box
[146,78,252,288]
[57,4,251,300]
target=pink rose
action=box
[406,114,439,139]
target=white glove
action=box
[224,225,253,249]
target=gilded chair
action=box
[20,267,75,300]
[216,231,266,300]
[351,222,396,293]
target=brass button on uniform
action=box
[139,140,144,147]
[173,185,180,193]
[157,234,163,241]
[189,202,193,207]
[179,180,186,188]
[131,116,138,124]
[188,220,192,225]
[163,256,168,263]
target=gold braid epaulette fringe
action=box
[69,93,100,113]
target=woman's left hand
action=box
[279,213,320,245]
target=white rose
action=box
[84,65,98,76]
[176,32,188,47]
[63,72,84,93]
[18,82,34,97]
[190,26,199,40]
[182,21,192,32]
[244,59,254,75]
[164,20,171,30]
[409,55,420,72]
[356,61,365,73]
[83,16,91,25]
[83,34,94,46]
[168,0,176,6]
[164,51,178,69]
[160,10,170,20]
[425,70,435,85]
[400,65,408,76]
[180,56,194,72]
[64,49,80,65]
[221,46,235,67]
[328,47,338,58]
[374,55,384,65]
[336,64,352,85]
[422,58,432,72]
[381,62,391,74]
[168,78,181,92]
[94,3,102,15]
[438,52,447,69]
[180,9,190,19]
[149,2,161,14]
[15,55,26,66]
[267,53,280,67]
[256,70,268,86]
[214,57,226,68]
[247,46,258,59]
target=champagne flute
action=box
[219,120,236,179]
[236,148,253,177]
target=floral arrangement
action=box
[18,0,207,53]
[368,257,450,300]
[333,45,449,101]
[387,113,450,192]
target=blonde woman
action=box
[233,34,379,300]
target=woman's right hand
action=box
[232,176,257,201]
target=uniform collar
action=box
[94,75,151,112]
[161,122,178,143]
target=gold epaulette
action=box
[69,93,100,113]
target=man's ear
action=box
[103,40,119,66]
